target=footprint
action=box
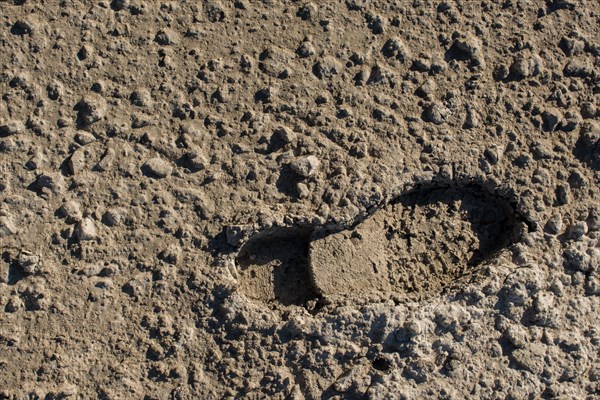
[310,183,528,302]
[235,180,533,308]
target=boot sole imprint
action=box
[235,180,534,308]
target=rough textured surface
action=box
[0,0,599,399]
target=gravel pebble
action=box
[587,208,599,231]
[254,86,278,103]
[297,40,316,58]
[75,131,96,146]
[77,44,94,61]
[422,103,450,125]
[585,274,600,296]
[154,29,178,46]
[555,184,571,205]
[464,108,481,129]
[130,89,153,107]
[102,209,123,227]
[382,37,408,61]
[273,126,296,145]
[564,58,594,78]
[19,251,40,275]
[296,2,317,20]
[33,173,65,194]
[5,296,24,313]
[296,182,310,199]
[544,214,563,235]
[289,155,320,178]
[312,57,342,79]
[563,243,593,272]
[559,36,585,56]
[504,325,527,348]
[110,0,129,11]
[541,108,563,132]
[226,225,247,247]
[567,221,588,241]
[0,211,17,237]
[58,201,83,223]
[580,102,597,119]
[141,157,173,179]
[74,95,106,127]
[46,81,63,100]
[451,36,481,61]
[75,218,98,241]
[415,79,436,98]
[510,54,543,80]
[95,147,116,172]
[182,148,207,172]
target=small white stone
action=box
[142,157,172,178]
[184,148,207,171]
[59,201,83,223]
[274,126,297,144]
[0,213,17,237]
[296,182,310,199]
[75,131,96,145]
[290,155,320,178]
[95,147,116,172]
[19,251,40,275]
[75,218,98,241]
[568,221,588,241]
[504,325,527,348]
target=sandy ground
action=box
[1,0,599,399]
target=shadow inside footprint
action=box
[236,228,318,307]
[398,184,521,266]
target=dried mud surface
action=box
[1,1,599,399]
